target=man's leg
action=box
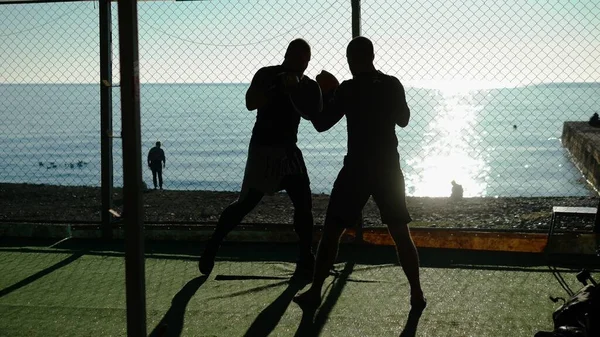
[282,174,314,266]
[293,222,345,306]
[152,169,158,189]
[386,223,425,308]
[158,167,163,189]
[294,166,369,307]
[373,165,426,314]
[387,223,427,337]
[198,188,264,275]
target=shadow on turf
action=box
[292,260,425,337]
[148,276,207,337]
[0,251,85,298]
[209,261,362,337]
[243,280,309,337]
[215,275,289,281]
[207,280,290,301]
[294,261,355,337]
[398,306,425,337]
[2,238,598,272]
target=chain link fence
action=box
[1,0,599,203]
[362,0,600,197]
[0,2,100,187]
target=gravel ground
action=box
[1,183,598,231]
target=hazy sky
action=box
[1,0,598,86]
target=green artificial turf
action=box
[0,239,597,337]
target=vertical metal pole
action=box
[594,199,600,233]
[117,0,146,335]
[99,0,113,240]
[351,0,364,242]
[594,201,599,258]
[351,0,361,38]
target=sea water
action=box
[1,82,598,197]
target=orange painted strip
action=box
[360,230,548,253]
[70,222,598,254]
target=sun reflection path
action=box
[406,88,491,197]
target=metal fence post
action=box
[594,199,600,233]
[99,0,113,240]
[352,0,361,38]
[117,0,147,335]
[351,0,364,243]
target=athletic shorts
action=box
[325,158,411,227]
[240,144,309,197]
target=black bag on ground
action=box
[535,270,599,337]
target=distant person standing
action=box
[148,141,166,190]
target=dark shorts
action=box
[240,144,309,197]
[325,159,411,227]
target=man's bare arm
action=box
[394,79,411,127]
[246,85,273,111]
[245,68,273,111]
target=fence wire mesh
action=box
[3,3,600,336]
[1,0,600,210]
[361,0,600,197]
[1,2,100,186]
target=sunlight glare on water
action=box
[406,82,492,197]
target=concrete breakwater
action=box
[562,121,600,193]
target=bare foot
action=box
[399,297,427,337]
[198,244,218,275]
[293,288,321,309]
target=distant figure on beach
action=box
[513,124,517,130]
[198,39,323,281]
[589,113,600,127]
[451,180,463,200]
[147,141,166,190]
[293,37,427,331]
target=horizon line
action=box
[1,80,598,89]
